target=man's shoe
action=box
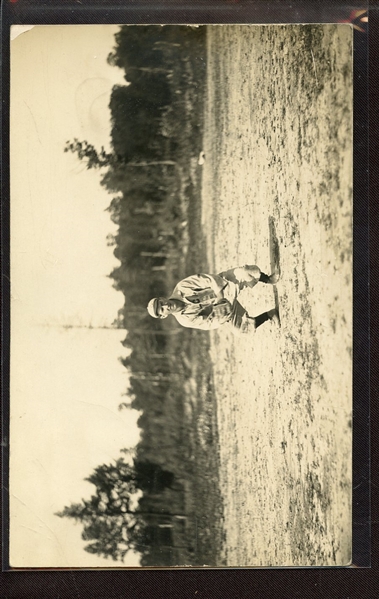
[268,271,280,284]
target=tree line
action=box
[59,25,211,566]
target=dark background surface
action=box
[1,0,376,597]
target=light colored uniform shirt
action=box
[169,273,233,331]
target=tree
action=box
[65,137,176,172]
[107,26,178,75]
[56,458,142,562]
[134,459,175,493]
[64,138,116,170]
[56,456,176,562]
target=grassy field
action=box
[198,24,353,567]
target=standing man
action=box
[147,265,280,334]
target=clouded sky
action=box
[10,25,141,568]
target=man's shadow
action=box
[269,216,281,315]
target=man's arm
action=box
[174,273,226,301]
[174,309,223,331]
[174,301,232,331]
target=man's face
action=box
[157,298,182,318]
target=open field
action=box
[200,24,353,566]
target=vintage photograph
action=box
[10,23,352,568]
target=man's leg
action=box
[228,300,248,330]
[220,265,279,291]
[254,309,280,328]
[229,301,279,334]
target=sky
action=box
[10,25,142,568]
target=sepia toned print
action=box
[10,24,352,568]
